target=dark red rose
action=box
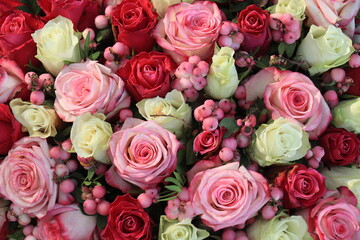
[0,10,44,72]
[193,128,226,155]
[117,51,176,102]
[0,104,24,155]
[37,0,100,31]
[0,0,22,16]
[111,0,158,53]
[344,66,360,96]
[237,5,271,53]
[274,164,326,209]
[318,127,360,166]
[101,194,153,240]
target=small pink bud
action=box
[30,91,45,105]
[137,193,153,208]
[312,146,325,160]
[165,206,179,220]
[92,185,106,199]
[112,42,130,57]
[97,200,110,216]
[104,47,115,61]
[262,205,277,220]
[104,6,114,18]
[94,15,108,29]
[168,198,181,208]
[178,188,190,201]
[82,28,95,41]
[305,149,313,159]
[179,77,193,89]
[330,68,346,83]
[349,54,360,68]
[60,179,75,194]
[105,60,119,72]
[324,90,339,107]
[119,108,133,122]
[270,187,284,201]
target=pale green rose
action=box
[247,212,312,240]
[70,113,112,164]
[10,98,60,138]
[152,0,194,17]
[268,0,306,20]
[136,90,191,138]
[332,97,360,134]
[296,25,354,76]
[32,16,81,76]
[205,47,239,100]
[159,216,209,240]
[322,167,360,208]
[250,118,311,167]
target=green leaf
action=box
[278,42,286,55]
[84,181,92,186]
[18,0,41,15]
[165,185,182,193]
[165,177,182,187]
[173,171,184,184]
[219,118,240,138]
[87,167,95,180]
[285,42,297,57]
[63,60,75,66]
[96,214,108,229]
[239,68,251,82]
[186,138,195,165]
[89,51,101,60]
[70,172,85,180]
[96,28,112,42]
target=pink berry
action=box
[39,73,54,87]
[272,30,283,42]
[66,160,78,172]
[95,15,108,29]
[191,76,206,91]
[312,146,325,160]
[232,32,244,44]
[222,137,237,151]
[220,21,232,36]
[105,6,114,18]
[30,91,45,105]
[218,35,232,47]
[97,200,110,216]
[178,188,189,201]
[145,188,158,198]
[178,202,195,221]
[168,198,181,208]
[82,28,95,41]
[112,42,130,57]
[349,54,360,68]
[105,60,119,72]
[59,149,71,161]
[196,61,209,76]
[183,87,198,102]
[50,146,63,159]
[92,185,106,199]
[234,85,246,99]
[283,31,297,44]
[60,179,75,194]
[176,62,195,78]
[194,105,212,122]
[55,164,70,177]
[262,205,277,220]
[104,47,115,61]
[308,158,320,169]
[58,191,74,205]
[204,99,215,107]
[219,147,234,162]
[137,193,153,208]
[212,108,224,120]
[236,134,250,148]
[24,72,38,87]
[230,42,241,51]
[270,187,284,201]
[84,199,97,212]
[330,68,346,83]
[179,77,193,89]
[222,229,236,240]
[119,109,133,122]
[95,164,108,176]
[188,56,201,65]
[165,206,179,220]
[23,225,34,236]
[61,139,72,152]
[305,150,313,159]
[235,231,248,240]
[18,214,31,226]
[219,99,232,112]
[24,236,36,240]
[324,90,339,107]
[202,116,219,131]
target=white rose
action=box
[136,90,191,138]
[268,0,306,20]
[296,25,354,76]
[10,98,60,138]
[322,167,360,208]
[250,118,311,167]
[32,16,81,76]
[70,113,112,164]
[205,47,239,100]
[152,0,194,18]
[332,97,360,134]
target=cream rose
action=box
[152,0,194,18]
[10,98,60,138]
[159,216,209,240]
[32,16,81,76]
[247,212,312,240]
[70,113,112,164]
[268,0,306,20]
[250,118,311,167]
[296,25,354,76]
[136,90,191,138]
[332,97,360,134]
[205,47,239,100]
[322,167,360,208]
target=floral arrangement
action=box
[0,0,360,239]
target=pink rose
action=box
[0,58,27,103]
[193,128,225,155]
[54,60,131,122]
[303,188,360,240]
[305,0,360,37]
[0,137,57,218]
[107,118,181,190]
[262,69,331,139]
[189,162,270,231]
[33,204,97,240]
[153,1,222,64]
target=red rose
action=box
[101,194,153,240]
[0,10,44,71]
[37,0,100,31]
[193,128,225,155]
[117,51,176,102]
[111,0,158,53]
[344,66,360,96]
[0,104,23,155]
[0,0,22,15]
[274,164,326,209]
[237,5,271,53]
[318,127,360,166]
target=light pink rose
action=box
[152,1,222,64]
[33,204,97,240]
[54,60,131,122]
[108,118,181,190]
[304,0,360,37]
[302,188,360,240]
[189,162,270,231]
[262,69,331,139]
[0,58,26,103]
[0,137,57,218]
